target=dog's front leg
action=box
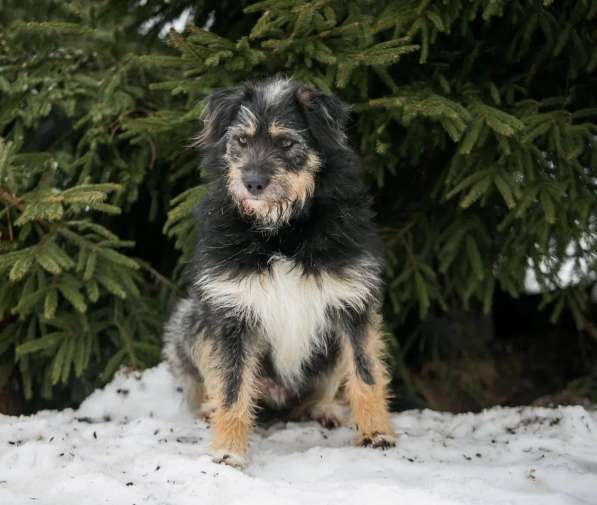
[198,322,259,469]
[341,311,396,449]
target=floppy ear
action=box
[296,85,350,149]
[194,86,245,148]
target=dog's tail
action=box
[163,297,205,410]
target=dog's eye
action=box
[237,136,248,146]
[281,139,294,149]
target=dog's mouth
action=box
[240,197,276,216]
[228,178,299,229]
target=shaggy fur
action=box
[163,76,396,468]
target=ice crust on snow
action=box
[1,364,596,505]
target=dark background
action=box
[0,0,595,414]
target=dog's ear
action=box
[194,86,245,148]
[296,85,350,149]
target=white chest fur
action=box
[197,256,376,384]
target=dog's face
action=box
[196,77,349,230]
[223,98,320,229]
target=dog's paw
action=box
[308,401,346,429]
[357,431,397,450]
[196,398,218,422]
[211,449,247,469]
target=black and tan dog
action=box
[163,76,396,468]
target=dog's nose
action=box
[242,174,270,196]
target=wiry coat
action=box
[163,77,396,468]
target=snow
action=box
[1,364,596,505]
[139,7,194,38]
[524,234,596,297]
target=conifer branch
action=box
[0,190,24,211]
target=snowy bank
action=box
[1,364,596,505]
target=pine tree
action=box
[1,0,595,409]
[0,1,190,405]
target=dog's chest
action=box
[201,257,371,383]
[249,260,331,382]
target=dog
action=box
[163,76,396,468]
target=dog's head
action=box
[196,76,350,230]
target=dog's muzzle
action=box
[242,173,270,196]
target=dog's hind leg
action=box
[340,311,396,449]
[293,368,347,429]
[183,378,218,421]
[163,298,211,415]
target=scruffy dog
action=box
[164,76,396,468]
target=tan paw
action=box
[358,431,397,449]
[211,449,247,469]
[197,398,218,422]
[308,401,346,429]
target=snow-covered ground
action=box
[1,365,596,505]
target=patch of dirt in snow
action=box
[1,364,596,505]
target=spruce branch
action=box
[0,190,24,211]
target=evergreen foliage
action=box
[1,0,595,408]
